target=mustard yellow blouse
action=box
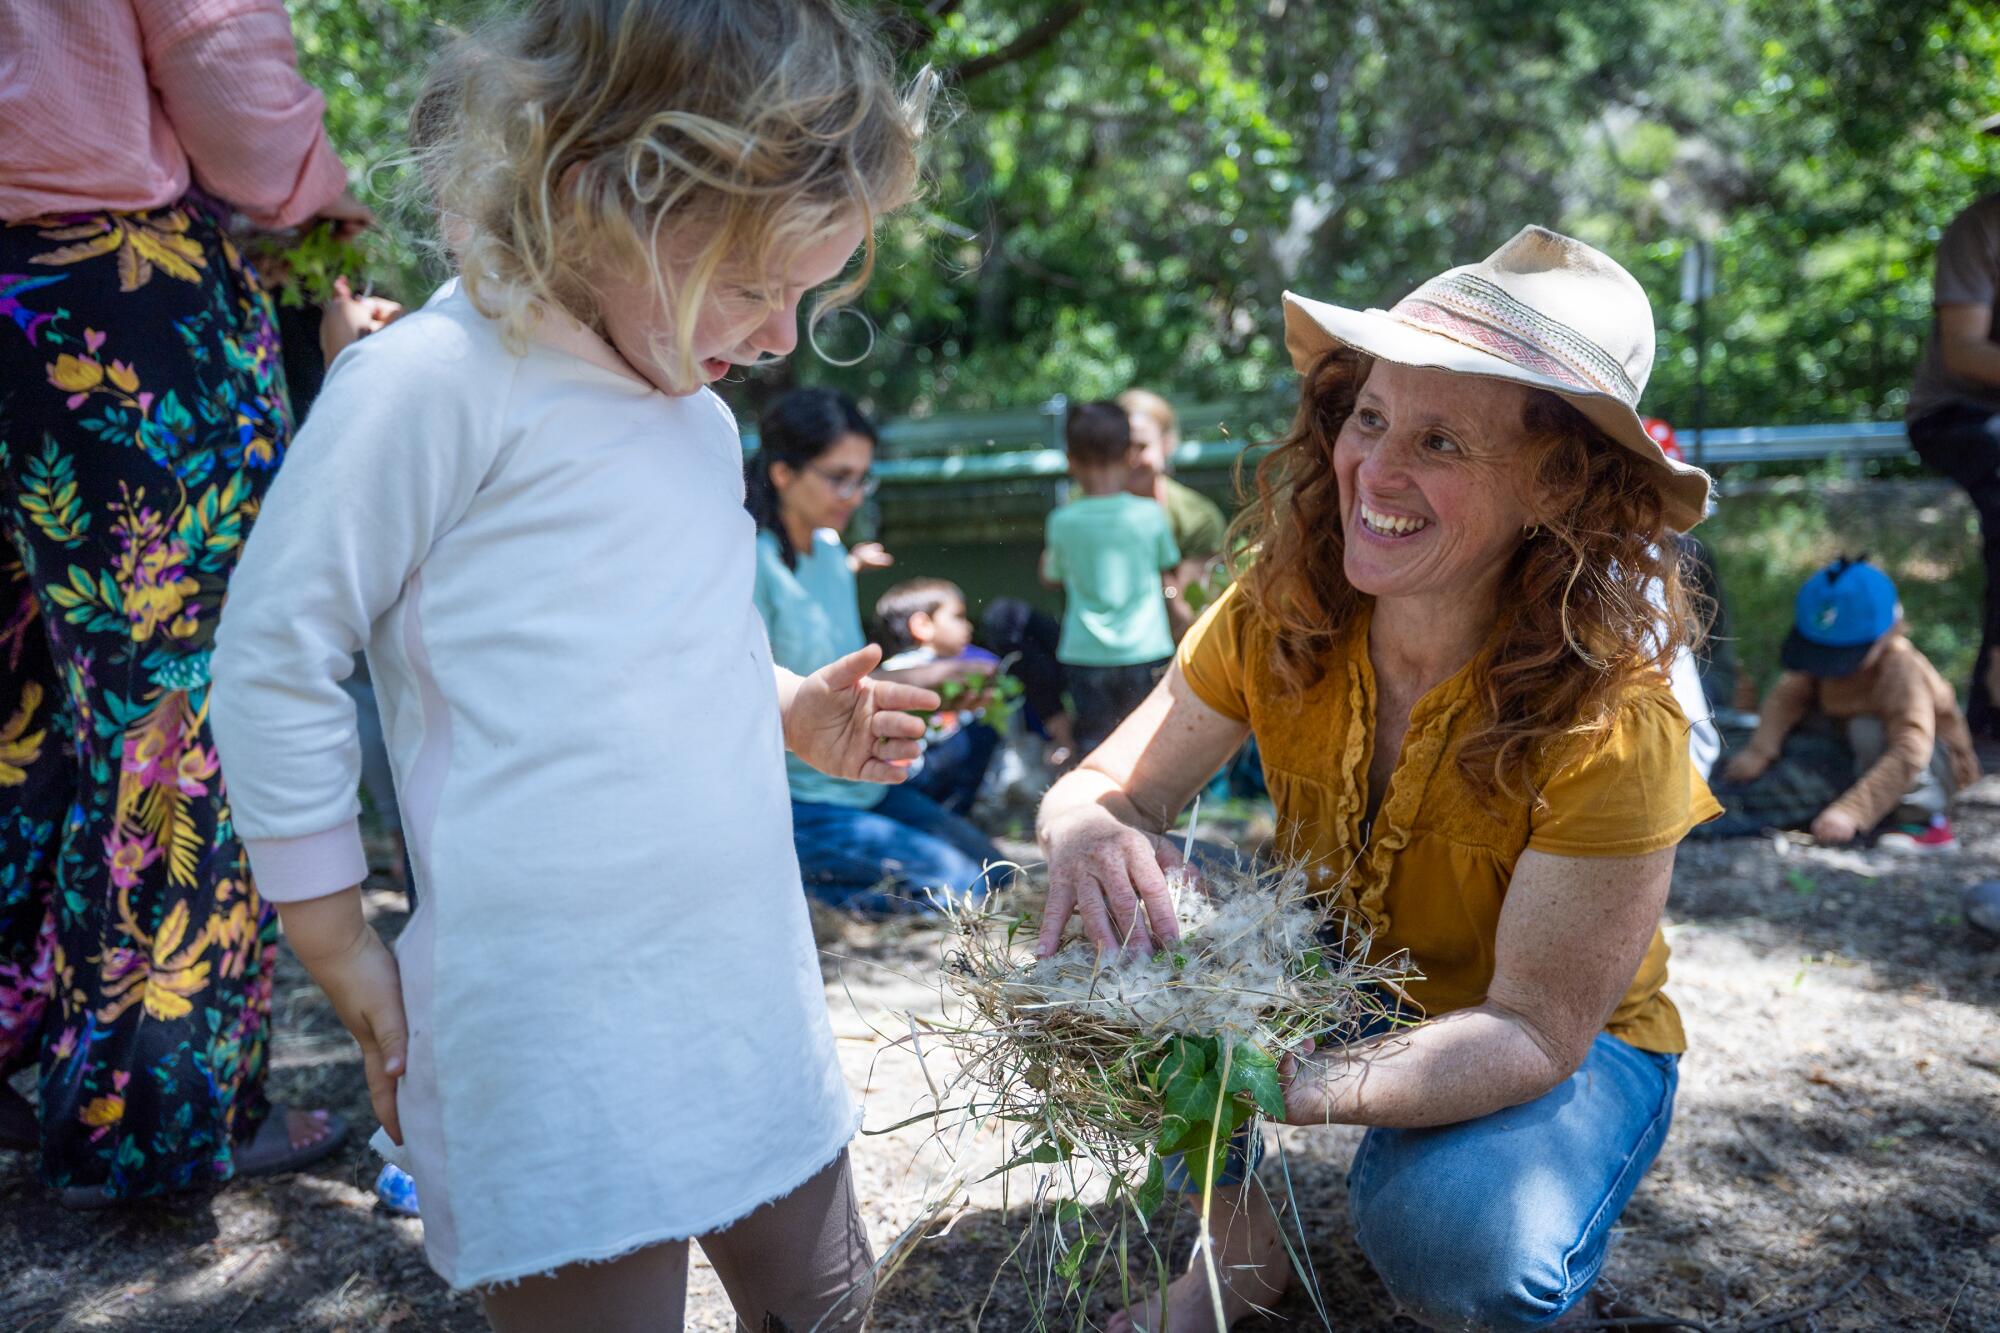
[1177,583,1722,1054]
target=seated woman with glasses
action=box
[748,388,1003,912]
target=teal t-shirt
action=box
[1041,492,1181,667]
[752,528,886,810]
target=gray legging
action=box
[481,1152,873,1333]
[1848,715,1956,822]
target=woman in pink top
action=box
[0,1,379,1206]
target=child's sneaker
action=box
[374,1162,420,1217]
[1876,814,1957,853]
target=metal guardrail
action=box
[743,410,1913,483]
[1677,421,1909,467]
[857,420,1914,485]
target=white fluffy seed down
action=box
[1000,863,1328,1039]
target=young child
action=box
[877,577,1002,814]
[1720,558,1979,849]
[208,3,933,1326]
[1041,401,1181,756]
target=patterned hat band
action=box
[1386,270,1640,405]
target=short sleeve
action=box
[1156,508,1182,571]
[1528,686,1724,856]
[1174,580,1252,722]
[1934,203,2000,310]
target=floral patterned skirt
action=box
[0,201,289,1197]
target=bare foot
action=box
[283,1107,333,1150]
[1106,1188,1290,1333]
[234,1104,348,1176]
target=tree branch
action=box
[954,2,1084,82]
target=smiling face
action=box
[1333,360,1541,607]
[773,430,876,534]
[595,214,870,395]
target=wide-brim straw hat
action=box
[1282,225,1712,531]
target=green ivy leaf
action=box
[1149,1034,1210,1094]
[1226,1040,1286,1119]
[1134,1155,1166,1218]
[1164,1067,1223,1129]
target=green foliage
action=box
[284,0,481,301]
[296,0,2000,431]
[929,669,1026,730]
[1146,1034,1277,1187]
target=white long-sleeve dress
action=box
[210,282,856,1288]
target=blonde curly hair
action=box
[409,0,933,385]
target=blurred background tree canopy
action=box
[289,0,2000,431]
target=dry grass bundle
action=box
[930,852,1420,1217]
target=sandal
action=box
[58,1105,348,1209]
[234,1104,349,1177]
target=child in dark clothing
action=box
[877,578,1002,814]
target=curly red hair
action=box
[1228,348,1705,805]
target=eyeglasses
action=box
[808,465,879,500]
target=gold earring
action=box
[1524,523,1541,540]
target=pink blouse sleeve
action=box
[132,0,349,228]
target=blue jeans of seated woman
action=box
[791,785,1002,914]
[1169,1031,1677,1331]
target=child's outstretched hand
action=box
[784,644,939,783]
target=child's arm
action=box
[211,318,506,1138]
[1722,670,1814,781]
[1936,682,1982,790]
[774,644,938,783]
[1817,662,1937,841]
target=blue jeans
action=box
[1351,1032,1677,1330]
[1172,1032,1677,1331]
[790,784,1002,914]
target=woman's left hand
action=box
[784,644,938,782]
[1277,1036,1334,1125]
[847,541,895,574]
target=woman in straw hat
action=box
[1034,227,1720,1330]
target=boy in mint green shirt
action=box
[1041,400,1181,755]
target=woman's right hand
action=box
[1036,807,1189,958]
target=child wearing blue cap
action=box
[1719,558,1979,848]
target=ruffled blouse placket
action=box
[1330,611,1477,937]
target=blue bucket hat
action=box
[1781,557,1898,676]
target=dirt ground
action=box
[5,787,1999,1332]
